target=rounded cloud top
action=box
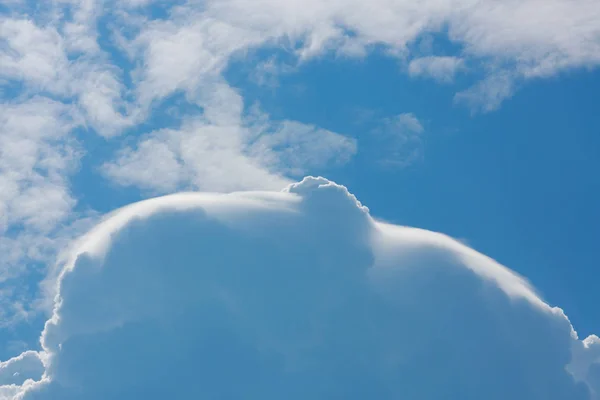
[1,178,598,399]
[284,176,369,214]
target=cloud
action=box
[0,97,83,290]
[0,177,597,399]
[246,116,357,177]
[369,113,425,167]
[408,56,464,83]
[3,0,600,129]
[101,118,293,193]
[0,1,358,315]
[200,0,600,107]
[0,351,44,386]
[1,0,599,345]
[111,0,600,114]
[0,19,69,93]
[0,95,103,327]
[102,85,356,193]
[0,98,80,232]
[2,0,598,188]
[454,71,516,113]
[6,0,587,143]
[129,10,266,108]
[0,15,134,137]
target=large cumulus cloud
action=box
[2,177,599,399]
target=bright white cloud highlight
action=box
[0,177,598,399]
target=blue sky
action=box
[1,0,600,398]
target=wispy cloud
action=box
[370,113,425,167]
[408,56,464,83]
[103,86,356,193]
[454,72,516,113]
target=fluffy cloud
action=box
[0,98,80,234]
[0,177,598,399]
[0,15,133,137]
[0,97,85,304]
[2,0,599,141]
[0,351,44,386]
[0,1,357,316]
[200,0,600,104]
[102,85,356,193]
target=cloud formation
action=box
[0,177,598,399]
[369,113,425,167]
[1,0,599,348]
[102,85,356,193]
[408,56,464,83]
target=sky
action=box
[0,0,600,398]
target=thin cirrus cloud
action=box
[0,177,598,399]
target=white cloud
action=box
[0,0,599,341]
[449,0,600,77]
[208,0,599,65]
[571,335,600,397]
[0,97,100,326]
[0,177,596,399]
[132,15,264,107]
[102,101,356,193]
[103,119,292,193]
[192,0,600,110]
[247,118,357,177]
[393,113,424,134]
[0,351,44,386]
[0,19,69,94]
[250,57,298,88]
[0,98,80,233]
[0,13,135,138]
[3,0,600,133]
[0,1,359,313]
[408,56,464,83]
[454,71,515,113]
[59,0,102,53]
[3,0,598,185]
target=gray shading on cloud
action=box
[0,177,598,399]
